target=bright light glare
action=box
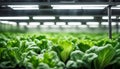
[78,25,87,28]
[0,21,9,24]
[33,16,55,20]
[112,22,116,25]
[89,25,99,28]
[86,22,99,25]
[101,22,116,25]
[43,22,55,25]
[29,22,40,25]
[19,22,28,26]
[86,22,99,28]
[12,8,39,10]
[51,5,107,9]
[112,5,120,9]
[9,22,17,26]
[102,16,116,19]
[0,21,16,25]
[0,16,29,20]
[68,22,81,25]
[56,22,66,25]
[40,25,49,28]
[102,22,108,25]
[118,23,120,25]
[111,7,120,9]
[27,25,38,28]
[8,5,39,10]
[8,5,38,8]
[59,16,94,19]
[61,25,71,28]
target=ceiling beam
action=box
[0,9,108,16]
[0,9,120,16]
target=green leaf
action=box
[37,63,50,69]
[70,50,84,61]
[87,44,115,69]
[58,40,74,62]
[77,40,94,52]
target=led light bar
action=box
[111,5,120,9]
[86,22,99,28]
[59,16,94,20]
[9,22,17,26]
[68,22,81,25]
[118,23,120,25]
[33,16,55,20]
[26,25,38,28]
[0,16,29,20]
[51,5,108,9]
[19,22,28,26]
[101,22,116,25]
[0,21,16,26]
[43,22,55,25]
[102,16,116,19]
[78,25,87,28]
[89,25,99,28]
[86,22,99,25]
[0,21,9,24]
[8,5,39,10]
[12,7,39,10]
[56,22,66,25]
[29,22,40,25]
[40,25,49,28]
[61,25,71,28]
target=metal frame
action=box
[2,19,120,22]
[0,2,120,5]
[0,1,120,38]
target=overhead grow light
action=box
[112,5,120,9]
[8,5,39,10]
[0,21,9,24]
[51,5,108,9]
[102,16,116,19]
[78,25,87,28]
[101,22,116,25]
[9,22,17,26]
[59,16,94,19]
[29,22,40,25]
[0,16,29,20]
[0,21,16,26]
[33,16,55,20]
[43,22,55,25]
[68,22,81,25]
[86,22,99,28]
[19,22,28,26]
[56,22,66,25]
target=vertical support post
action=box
[17,22,19,31]
[116,16,119,33]
[108,5,112,39]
